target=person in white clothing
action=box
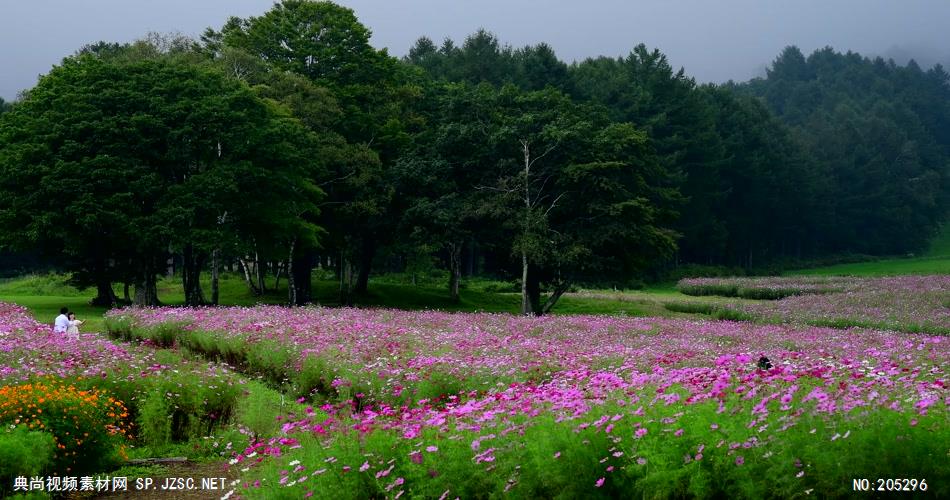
[54,307,69,334]
[66,312,83,336]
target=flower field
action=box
[0,302,247,484]
[109,304,950,499]
[677,275,950,334]
[677,276,857,299]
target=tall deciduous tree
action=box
[212,0,420,299]
[0,55,324,306]
[408,83,678,314]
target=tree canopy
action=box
[0,55,324,305]
[2,2,948,313]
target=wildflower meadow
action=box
[107,297,949,499]
[678,276,950,334]
[0,275,947,498]
[0,302,247,494]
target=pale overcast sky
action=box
[3,0,950,100]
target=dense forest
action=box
[0,0,947,314]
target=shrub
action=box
[0,427,56,496]
[480,280,520,293]
[137,391,173,448]
[663,301,754,322]
[104,315,134,342]
[0,378,131,475]
[0,273,85,296]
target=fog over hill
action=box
[880,44,950,70]
[2,0,950,100]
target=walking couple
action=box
[54,306,83,336]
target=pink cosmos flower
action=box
[735,456,745,466]
[595,478,605,488]
[376,465,394,478]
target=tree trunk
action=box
[182,244,206,307]
[287,240,297,306]
[211,249,220,305]
[274,261,283,291]
[540,281,570,315]
[255,248,266,294]
[91,278,118,307]
[89,255,117,307]
[133,266,159,307]
[287,239,313,306]
[238,257,261,296]
[123,282,131,304]
[182,246,193,306]
[339,251,345,304]
[525,267,543,316]
[521,251,531,315]
[355,239,375,294]
[286,262,295,303]
[448,241,462,302]
[520,139,533,316]
[340,255,354,306]
[465,239,475,276]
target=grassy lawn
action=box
[0,294,111,332]
[785,225,950,276]
[0,272,705,329]
[4,237,946,332]
[784,255,950,276]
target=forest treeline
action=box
[0,1,947,314]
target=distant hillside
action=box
[734,46,950,256]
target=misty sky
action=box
[3,0,950,101]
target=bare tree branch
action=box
[526,141,559,170]
[474,184,518,194]
[318,171,356,187]
[544,192,567,216]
